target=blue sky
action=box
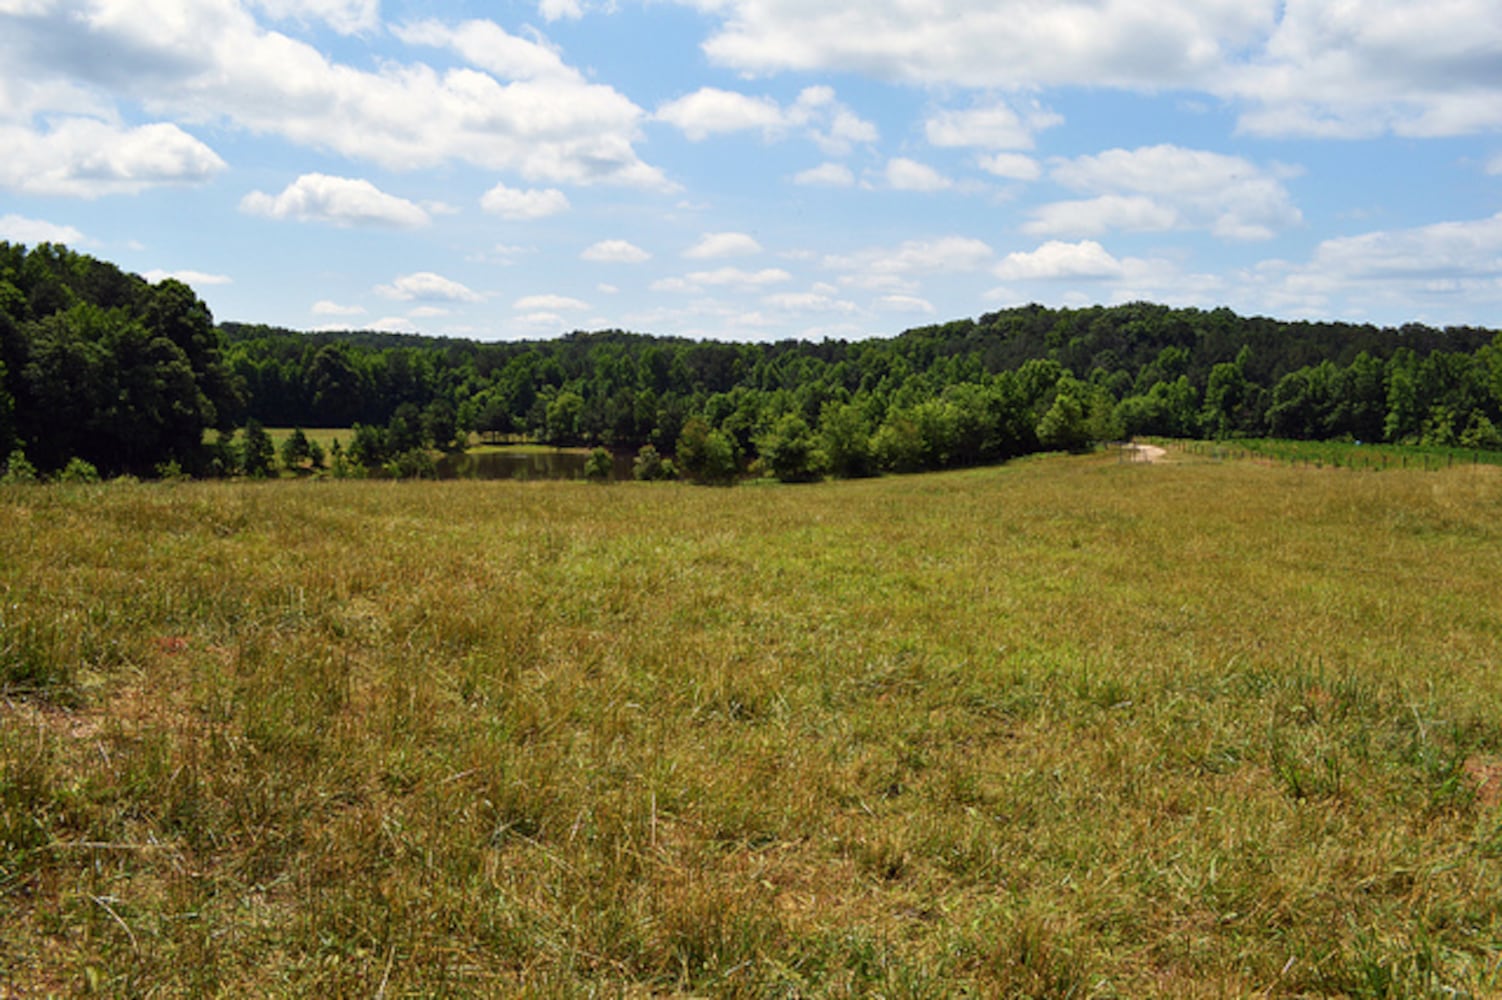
[2,0,1501,343]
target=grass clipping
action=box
[4,454,1502,996]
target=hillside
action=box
[4,242,1502,479]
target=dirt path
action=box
[1124,443,1168,463]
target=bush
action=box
[584,447,613,482]
[154,459,189,482]
[57,457,100,483]
[676,416,740,485]
[385,448,437,480]
[757,413,827,483]
[1,449,38,484]
[633,444,673,481]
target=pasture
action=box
[3,452,1502,996]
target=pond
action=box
[434,448,638,482]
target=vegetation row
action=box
[3,241,1502,481]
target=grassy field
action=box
[1168,437,1502,472]
[3,452,1502,996]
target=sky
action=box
[2,0,1502,344]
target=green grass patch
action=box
[1173,436,1502,471]
[3,457,1502,995]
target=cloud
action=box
[0,118,224,197]
[656,88,784,140]
[651,267,792,292]
[249,0,379,35]
[656,85,875,153]
[1300,212,1502,290]
[0,5,668,189]
[1027,145,1302,240]
[538,0,584,21]
[1225,2,1502,137]
[480,182,570,220]
[693,0,1274,90]
[0,214,86,245]
[685,232,763,259]
[762,290,859,313]
[311,300,366,316]
[1023,195,1181,238]
[975,153,1041,181]
[925,101,1061,150]
[368,315,421,333]
[241,173,431,227]
[994,240,1126,280]
[684,0,1502,141]
[826,236,995,278]
[581,239,651,262]
[793,162,855,187]
[376,271,482,302]
[880,157,952,192]
[877,294,936,314]
[513,293,589,310]
[142,268,232,286]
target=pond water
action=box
[434,449,638,482]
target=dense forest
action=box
[4,241,1502,481]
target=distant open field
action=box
[4,453,1502,996]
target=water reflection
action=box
[434,449,638,481]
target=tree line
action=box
[4,242,1501,482]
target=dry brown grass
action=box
[3,456,1502,995]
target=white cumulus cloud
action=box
[793,162,855,187]
[480,182,570,220]
[925,101,1061,150]
[376,271,482,302]
[0,214,86,245]
[994,240,1125,280]
[249,0,379,35]
[241,173,430,227]
[656,85,876,153]
[0,118,224,197]
[513,293,590,310]
[581,239,652,262]
[142,268,233,286]
[685,232,763,259]
[1027,145,1302,240]
[311,300,366,316]
[880,158,952,192]
[975,153,1042,181]
[0,4,668,189]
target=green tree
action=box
[819,401,876,478]
[280,427,312,471]
[756,412,826,483]
[421,398,460,450]
[632,443,673,481]
[1035,377,1093,452]
[545,389,586,446]
[584,446,613,482]
[675,415,739,484]
[348,423,387,468]
[240,419,276,478]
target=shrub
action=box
[633,444,672,481]
[1,449,38,484]
[57,457,100,483]
[385,447,437,480]
[584,447,613,482]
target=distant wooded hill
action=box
[3,241,1500,480]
